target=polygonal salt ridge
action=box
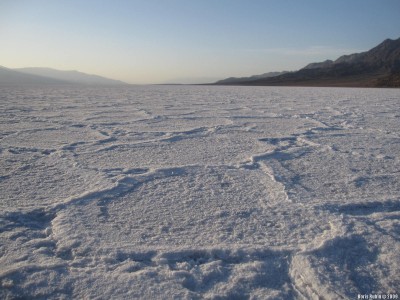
[48,166,190,212]
[71,165,324,247]
[1,85,399,299]
[152,247,292,266]
[1,208,56,232]
[1,126,106,150]
[0,152,112,208]
[321,199,400,216]
[92,246,296,297]
[0,208,62,279]
[290,234,383,299]
[74,132,265,171]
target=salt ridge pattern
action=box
[0,85,399,299]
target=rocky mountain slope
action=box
[215,38,400,87]
[215,71,289,84]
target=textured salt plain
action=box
[0,85,399,299]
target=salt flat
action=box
[0,85,399,299]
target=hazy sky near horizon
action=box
[1,0,400,84]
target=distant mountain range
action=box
[2,38,399,87]
[215,71,289,84]
[0,67,126,86]
[215,38,400,87]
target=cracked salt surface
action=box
[0,85,399,299]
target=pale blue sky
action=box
[1,0,399,84]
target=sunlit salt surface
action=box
[1,85,399,299]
